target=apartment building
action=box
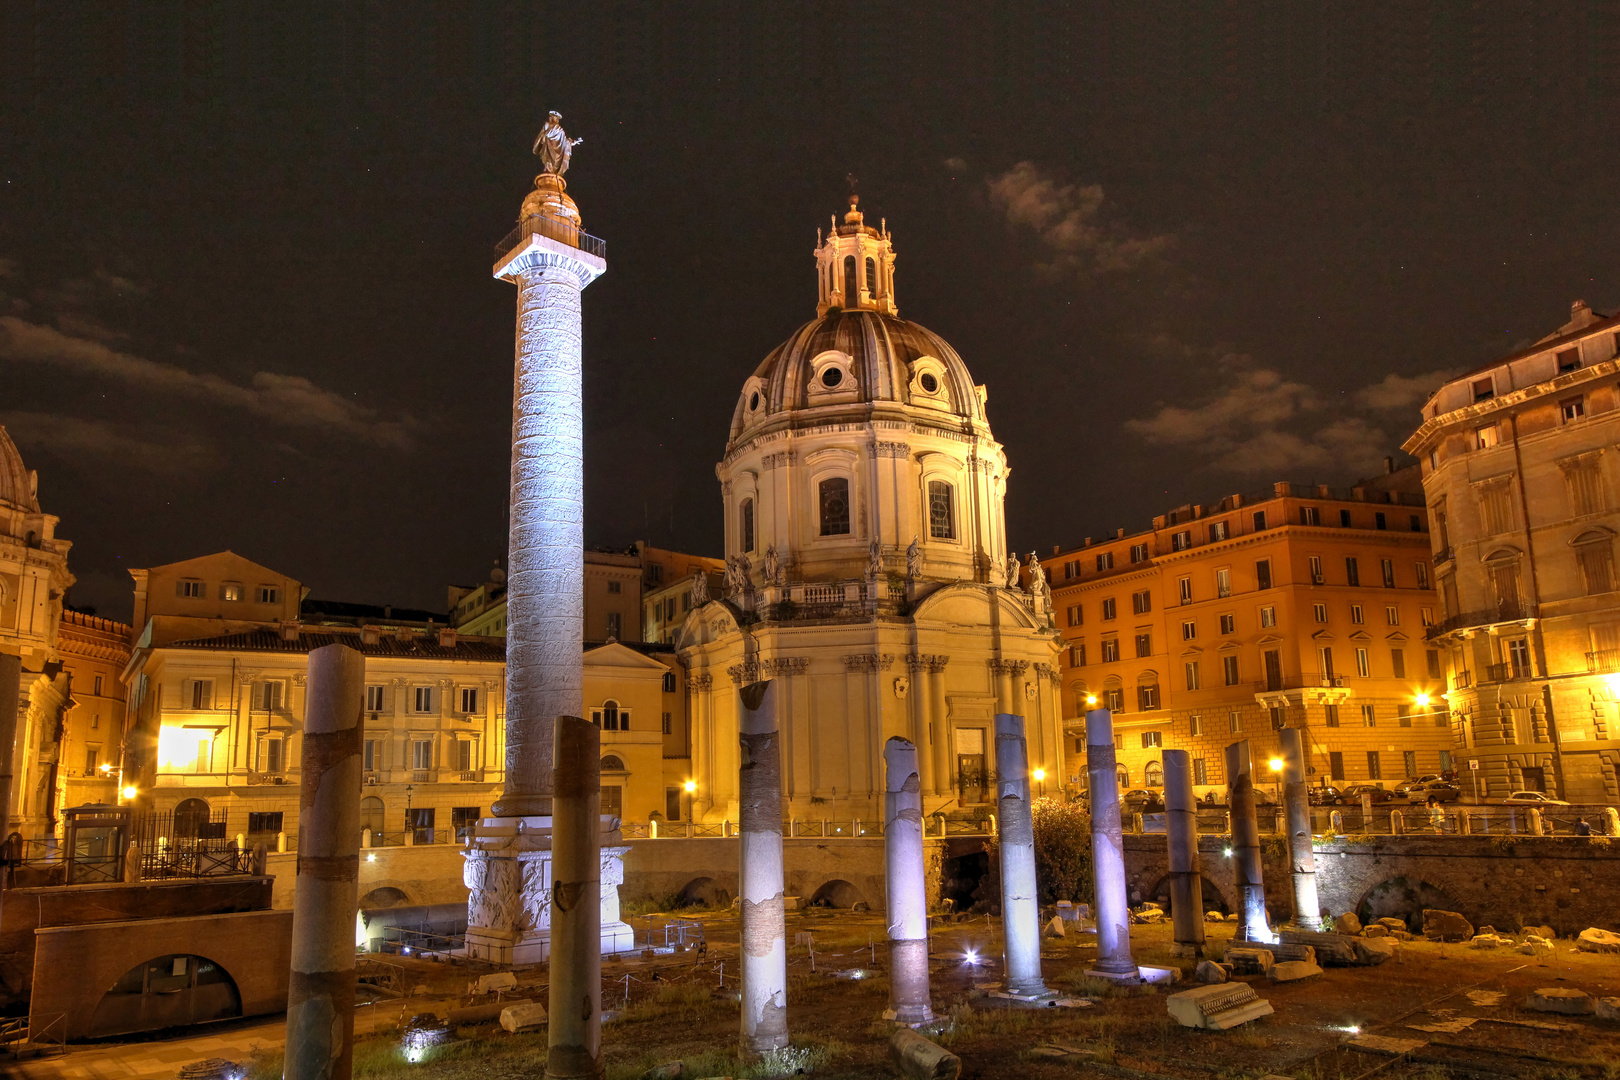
[1050,470,1453,796]
[1405,299,1620,801]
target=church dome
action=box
[0,426,38,513]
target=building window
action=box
[93,674,103,696]
[456,740,474,771]
[1562,396,1586,422]
[1068,605,1083,627]
[1228,710,1242,733]
[1576,532,1617,595]
[260,737,285,774]
[413,740,433,770]
[928,481,956,540]
[257,585,279,604]
[258,681,283,712]
[1172,530,1191,551]
[414,686,434,713]
[1505,637,1532,679]
[1355,649,1370,678]
[1340,509,1352,527]
[1361,703,1376,727]
[1557,346,1582,372]
[1329,751,1344,780]
[1064,561,1078,579]
[1193,757,1208,785]
[1477,480,1516,536]
[84,747,98,774]
[666,787,682,820]
[1476,424,1500,449]
[1410,514,1423,532]
[1472,377,1494,402]
[1381,559,1395,588]
[1070,644,1086,666]
[1185,661,1201,690]
[1308,555,1323,583]
[1397,704,1412,728]
[606,612,622,639]
[1178,577,1192,604]
[1219,613,1235,634]
[364,739,378,772]
[1208,520,1228,542]
[1216,568,1231,598]
[1421,606,1434,626]
[1182,619,1196,640]
[1101,638,1120,663]
[1222,655,1240,686]
[1367,751,1382,779]
[1345,557,1360,586]
[1350,604,1364,624]
[1134,632,1152,658]
[1487,554,1523,608]
[1130,543,1149,563]
[1253,510,1267,531]
[190,680,211,709]
[1102,598,1117,620]
[1141,731,1163,749]
[1386,605,1399,625]
[1256,559,1272,589]
[818,477,851,535]
[1313,603,1327,624]
[1259,605,1276,628]
[1391,648,1406,678]
[1416,562,1429,588]
[178,579,205,598]
[1096,552,1114,571]
[843,255,857,299]
[663,671,677,692]
[247,811,283,837]
[1564,457,1607,516]
[1324,703,1340,727]
[1376,512,1388,530]
[460,687,479,714]
[1104,688,1125,712]
[1427,649,1443,680]
[1300,506,1320,526]
[1137,684,1160,710]
[366,685,384,712]
[1270,706,1286,730]
[1132,590,1152,615]
[1189,714,1202,736]
[865,256,877,295]
[452,806,481,840]
[221,582,242,601]
[662,711,672,735]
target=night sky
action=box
[4,4,1619,622]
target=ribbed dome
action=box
[729,310,986,445]
[0,426,37,513]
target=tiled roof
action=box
[166,627,506,661]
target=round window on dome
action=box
[821,367,844,388]
[919,373,939,394]
[749,392,760,411]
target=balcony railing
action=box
[494,211,607,262]
[1253,674,1348,694]
[1426,601,1537,638]
[1485,661,1534,683]
[1451,670,1473,690]
[1434,545,1455,566]
[1588,650,1620,674]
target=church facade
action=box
[677,199,1063,823]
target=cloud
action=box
[0,315,414,448]
[943,157,968,171]
[987,161,1173,274]
[1124,361,1319,446]
[1354,369,1458,411]
[1,411,215,475]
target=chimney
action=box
[1384,455,1395,475]
[279,621,300,643]
[1273,481,1291,498]
[1115,528,1125,539]
[438,628,458,648]
[1052,545,1060,556]
[361,625,380,645]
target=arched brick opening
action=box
[809,878,868,909]
[360,886,410,908]
[1355,875,1465,932]
[1143,873,1236,915]
[90,953,242,1038]
[677,876,731,908]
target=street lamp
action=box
[121,785,138,802]
[1268,756,1284,803]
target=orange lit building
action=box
[1049,470,1455,797]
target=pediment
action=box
[912,583,1040,630]
[676,601,744,649]
[1385,631,1409,642]
[1349,630,1372,641]
[1310,629,1334,641]
[583,642,673,672]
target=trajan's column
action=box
[464,113,630,963]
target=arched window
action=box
[1144,761,1164,788]
[1574,530,1616,595]
[1483,550,1523,610]
[843,256,857,303]
[927,480,955,540]
[173,798,210,840]
[595,700,628,731]
[819,477,850,536]
[1115,763,1129,787]
[359,796,385,837]
[601,755,626,772]
[865,257,877,296]
[740,498,755,553]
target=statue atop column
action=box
[1005,550,1022,589]
[532,111,583,176]
[691,569,710,607]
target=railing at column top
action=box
[495,212,607,262]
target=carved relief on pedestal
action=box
[517,853,551,933]
[464,852,522,932]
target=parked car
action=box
[1501,791,1571,805]
[1342,784,1397,804]
[1308,785,1345,806]
[1122,788,1165,813]
[1250,787,1278,806]
[1408,780,1462,804]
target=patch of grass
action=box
[604,1036,846,1080]
[619,981,727,1024]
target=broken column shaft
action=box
[1278,728,1322,929]
[738,680,788,1055]
[994,712,1048,997]
[547,714,602,1080]
[285,644,366,1080]
[1224,740,1275,943]
[1162,748,1205,955]
[883,736,933,1024]
[1084,707,1137,979]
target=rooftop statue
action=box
[532,111,582,176]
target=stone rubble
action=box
[1576,927,1620,954]
[1195,960,1230,984]
[1525,988,1597,1015]
[1422,909,1474,943]
[1334,912,1362,935]
[1269,960,1324,982]
[499,1001,549,1033]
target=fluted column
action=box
[1278,727,1323,929]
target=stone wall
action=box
[266,843,469,910]
[619,837,889,911]
[1123,833,1620,936]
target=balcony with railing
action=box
[1451,670,1473,691]
[1484,660,1534,683]
[1588,650,1620,674]
[1425,601,1537,639]
[1434,545,1456,566]
[494,212,607,263]
[1253,672,1351,707]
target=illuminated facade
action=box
[1405,300,1620,801]
[1049,472,1454,797]
[677,198,1063,823]
[55,610,131,812]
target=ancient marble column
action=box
[1278,728,1322,929]
[1225,740,1275,943]
[1162,749,1205,955]
[883,736,933,1024]
[738,680,788,1055]
[1084,707,1137,980]
[993,712,1048,997]
[547,714,601,1080]
[285,644,366,1080]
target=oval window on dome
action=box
[749,391,760,411]
[821,367,844,389]
[919,373,939,394]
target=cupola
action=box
[814,196,898,317]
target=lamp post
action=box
[404,784,414,845]
[1268,757,1284,806]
